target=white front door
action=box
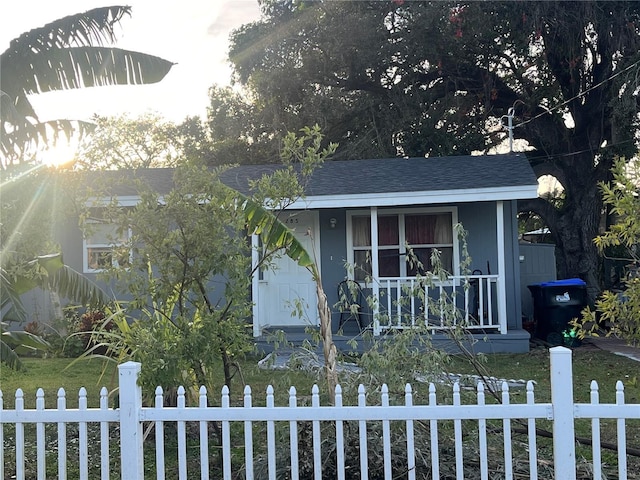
[257,210,320,330]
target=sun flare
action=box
[41,142,77,168]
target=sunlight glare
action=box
[41,142,77,168]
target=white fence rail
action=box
[2,347,639,479]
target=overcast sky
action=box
[1,0,262,123]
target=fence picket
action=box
[311,385,321,480]
[357,385,368,479]
[199,386,209,480]
[244,385,254,480]
[405,384,416,480]
[15,389,24,480]
[616,381,628,480]
[57,387,66,480]
[453,382,464,480]
[177,386,187,479]
[36,388,45,479]
[79,387,88,479]
[381,384,391,480]
[502,382,514,480]
[154,386,166,480]
[335,385,345,480]
[99,387,110,480]
[428,382,440,479]
[266,385,276,480]
[222,385,232,480]
[477,383,488,480]
[590,381,602,480]
[526,381,538,480]
[289,387,299,480]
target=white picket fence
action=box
[1,346,639,479]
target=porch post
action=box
[251,234,261,337]
[496,201,508,334]
[371,207,381,335]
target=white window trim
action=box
[346,206,460,281]
[83,222,133,273]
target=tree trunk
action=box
[547,154,609,302]
[316,281,338,403]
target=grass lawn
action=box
[1,343,639,478]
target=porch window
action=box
[350,211,454,281]
[83,222,131,272]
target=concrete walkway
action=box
[589,336,640,362]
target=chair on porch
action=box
[337,279,365,331]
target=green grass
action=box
[0,357,119,409]
[2,344,639,407]
[448,344,640,404]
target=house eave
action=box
[286,185,539,209]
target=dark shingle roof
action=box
[221,154,536,196]
[84,154,537,205]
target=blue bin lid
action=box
[535,278,586,287]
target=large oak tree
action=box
[224,0,640,298]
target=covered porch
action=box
[348,202,510,336]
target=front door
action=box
[257,210,320,331]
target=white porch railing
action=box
[375,274,503,335]
[2,348,639,480]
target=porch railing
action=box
[375,274,503,334]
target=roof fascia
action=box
[286,185,539,209]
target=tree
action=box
[1,6,174,168]
[73,113,216,170]
[84,126,336,399]
[227,1,640,298]
[74,113,181,170]
[577,158,640,345]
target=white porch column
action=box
[371,207,381,335]
[251,234,261,337]
[496,201,508,334]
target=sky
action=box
[1,0,262,124]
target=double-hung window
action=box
[83,222,131,272]
[349,209,456,281]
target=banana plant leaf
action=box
[237,193,318,277]
[2,253,108,323]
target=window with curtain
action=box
[350,211,454,280]
[84,222,131,272]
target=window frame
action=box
[346,206,459,281]
[83,221,132,273]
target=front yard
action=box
[1,342,639,478]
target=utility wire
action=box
[513,57,640,129]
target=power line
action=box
[513,57,640,130]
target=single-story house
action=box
[56,153,538,353]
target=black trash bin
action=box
[528,278,587,346]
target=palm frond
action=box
[5,6,131,54]
[0,269,27,323]
[4,47,174,98]
[0,339,23,370]
[1,119,95,164]
[2,329,51,352]
[47,264,108,307]
[1,6,174,162]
